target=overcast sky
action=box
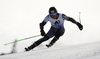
[0,0,100,53]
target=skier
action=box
[25,7,83,51]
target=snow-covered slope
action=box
[0,41,100,59]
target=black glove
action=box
[40,29,46,36]
[77,22,83,30]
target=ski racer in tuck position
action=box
[25,7,83,51]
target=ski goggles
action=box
[50,13,57,16]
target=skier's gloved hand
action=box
[40,29,46,36]
[76,22,83,30]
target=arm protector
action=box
[40,21,46,30]
[68,17,78,24]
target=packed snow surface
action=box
[0,41,100,59]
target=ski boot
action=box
[25,47,31,51]
[46,44,52,48]
[25,42,37,51]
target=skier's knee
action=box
[42,36,50,41]
[37,36,50,43]
[55,35,60,39]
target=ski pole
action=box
[4,35,41,46]
[79,12,81,23]
[79,12,83,30]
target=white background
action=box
[0,0,100,53]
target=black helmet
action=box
[49,7,57,14]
